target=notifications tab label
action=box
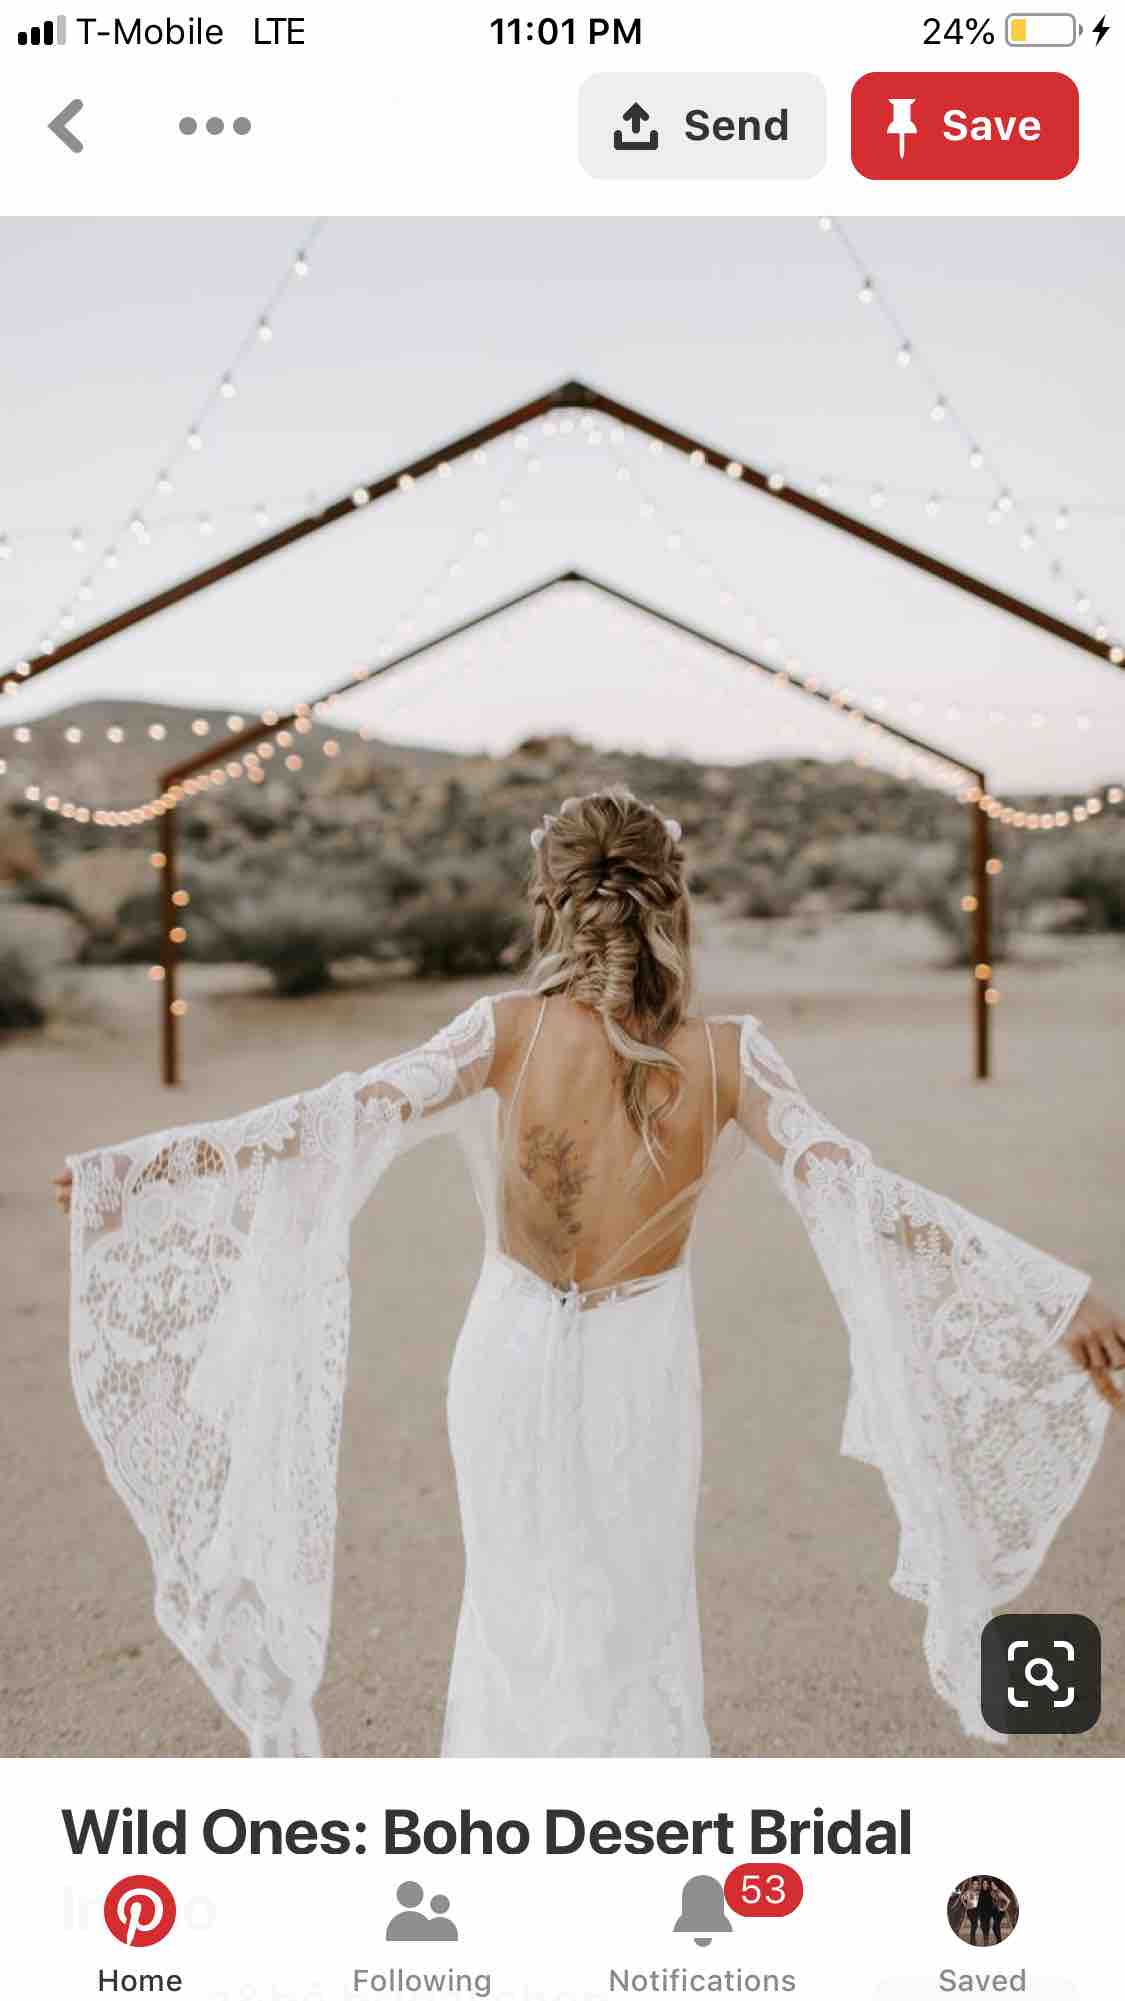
[852,72,1079,179]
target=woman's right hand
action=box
[53,1167,73,1216]
[1062,1289,1125,1409]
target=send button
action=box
[580,73,827,179]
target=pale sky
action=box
[1,217,1123,794]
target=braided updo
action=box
[527,789,692,1168]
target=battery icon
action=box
[1006,12,1078,43]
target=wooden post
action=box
[159,804,180,1087]
[971,795,992,1082]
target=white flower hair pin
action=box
[530,805,681,850]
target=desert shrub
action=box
[737,863,799,919]
[47,848,153,932]
[208,889,378,996]
[892,841,1020,965]
[1013,827,1125,931]
[14,879,83,919]
[0,942,45,1030]
[390,890,528,979]
[0,810,40,885]
[825,833,921,910]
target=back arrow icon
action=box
[48,99,84,153]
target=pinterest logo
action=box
[104,1876,177,1948]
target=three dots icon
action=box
[179,115,252,136]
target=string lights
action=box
[2,400,1121,838]
[2,224,324,686]
[816,217,1124,657]
[604,420,1124,832]
[0,432,540,825]
[0,484,367,592]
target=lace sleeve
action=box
[733,1014,1107,1742]
[67,996,497,1757]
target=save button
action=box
[852,72,1079,179]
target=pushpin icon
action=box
[886,97,918,159]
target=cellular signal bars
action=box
[17,14,66,43]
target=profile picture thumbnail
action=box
[947,1876,1019,1948]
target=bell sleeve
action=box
[67,996,497,1757]
[733,1014,1109,1741]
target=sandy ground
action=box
[2,911,1122,1760]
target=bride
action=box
[56,789,1122,1758]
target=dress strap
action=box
[509,995,549,1112]
[703,1019,719,1152]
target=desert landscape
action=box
[2,857,1122,1761]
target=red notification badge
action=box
[724,1862,804,1918]
[852,72,1079,179]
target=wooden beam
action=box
[571,383,1123,670]
[8,380,1122,697]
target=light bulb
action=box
[71,529,85,553]
[257,317,273,342]
[930,397,947,423]
[220,375,237,399]
[157,472,174,494]
[1055,507,1070,531]
[968,446,984,470]
[858,279,875,304]
[896,343,912,367]
[294,250,309,276]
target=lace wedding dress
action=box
[67,993,1106,1756]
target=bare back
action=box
[490,994,730,1293]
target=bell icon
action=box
[673,1874,732,1947]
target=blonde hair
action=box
[527,789,692,1169]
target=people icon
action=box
[385,1881,460,1943]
